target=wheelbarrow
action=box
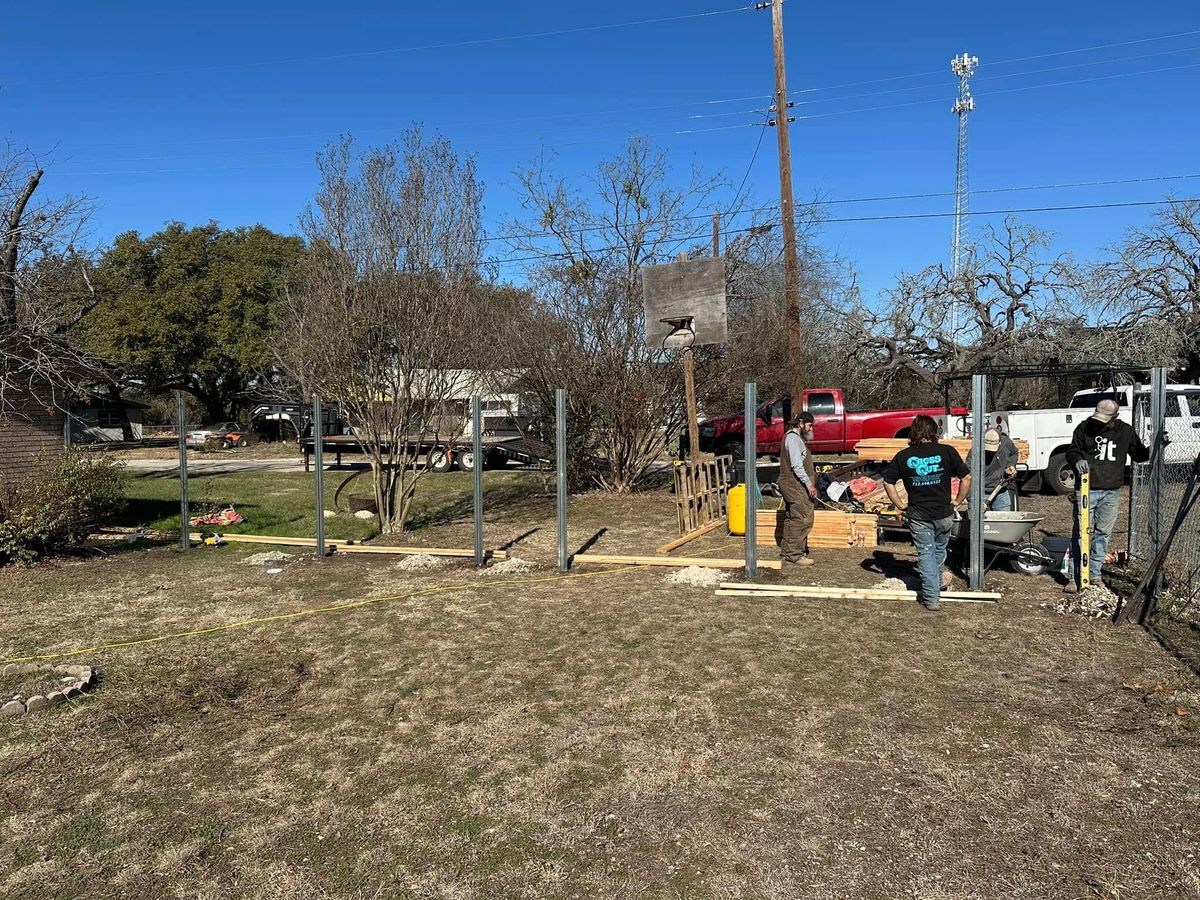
[950,510,1053,576]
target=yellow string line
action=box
[1,565,640,665]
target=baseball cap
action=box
[983,428,1001,452]
[1092,399,1119,423]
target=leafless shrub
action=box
[275,130,492,533]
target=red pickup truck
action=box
[688,388,965,458]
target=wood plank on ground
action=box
[188,532,506,559]
[722,582,1000,601]
[656,518,728,554]
[574,553,781,571]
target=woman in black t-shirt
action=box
[882,416,972,610]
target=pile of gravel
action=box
[874,577,910,592]
[487,557,537,575]
[241,551,294,566]
[396,553,449,571]
[666,566,731,587]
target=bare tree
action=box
[854,219,1084,393]
[275,131,489,533]
[503,136,721,492]
[1,145,106,414]
[704,211,869,412]
[1096,199,1200,381]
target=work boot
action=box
[1062,581,1079,594]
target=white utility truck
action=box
[1001,384,1200,494]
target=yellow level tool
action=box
[1079,469,1091,590]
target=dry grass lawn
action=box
[2,485,1198,899]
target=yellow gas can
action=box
[728,483,747,535]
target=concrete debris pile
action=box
[1054,584,1120,620]
[396,553,449,571]
[666,566,732,588]
[487,557,537,575]
[241,551,294,566]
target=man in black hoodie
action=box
[1064,398,1151,592]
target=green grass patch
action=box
[118,471,542,540]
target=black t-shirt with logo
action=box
[882,442,970,522]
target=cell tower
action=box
[949,52,978,340]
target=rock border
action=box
[1,663,98,717]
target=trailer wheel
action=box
[1010,541,1051,576]
[1046,452,1075,495]
[455,449,477,472]
[428,448,453,473]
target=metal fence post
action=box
[556,388,568,572]
[314,396,325,558]
[744,382,758,578]
[472,395,484,566]
[176,390,189,552]
[968,374,987,590]
[1147,368,1169,598]
[1149,368,1167,561]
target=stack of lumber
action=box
[715,582,1000,603]
[754,509,878,549]
[853,437,1029,463]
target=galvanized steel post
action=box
[472,395,485,566]
[314,396,325,558]
[968,374,987,590]
[556,388,568,572]
[1149,367,1168,562]
[176,390,189,551]
[744,382,758,577]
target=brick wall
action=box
[0,395,66,494]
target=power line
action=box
[780,44,1200,108]
[487,197,1200,268]
[778,26,1200,96]
[788,61,1200,121]
[985,27,1200,69]
[485,175,1200,247]
[5,4,755,88]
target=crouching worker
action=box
[984,427,1019,511]
[777,411,817,570]
[1063,398,1150,594]
[882,415,972,610]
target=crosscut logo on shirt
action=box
[906,454,944,485]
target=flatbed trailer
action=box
[300,433,552,473]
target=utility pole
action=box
[949,52,978,342]
[759,0,803,403]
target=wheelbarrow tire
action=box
[1010,541,1051,576]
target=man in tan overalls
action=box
[776,411,817,569]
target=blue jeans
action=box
[910,516,953,607]
[989,491,1013,512]
[1070,488,1121,586]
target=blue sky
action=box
[3,1,1198,301]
